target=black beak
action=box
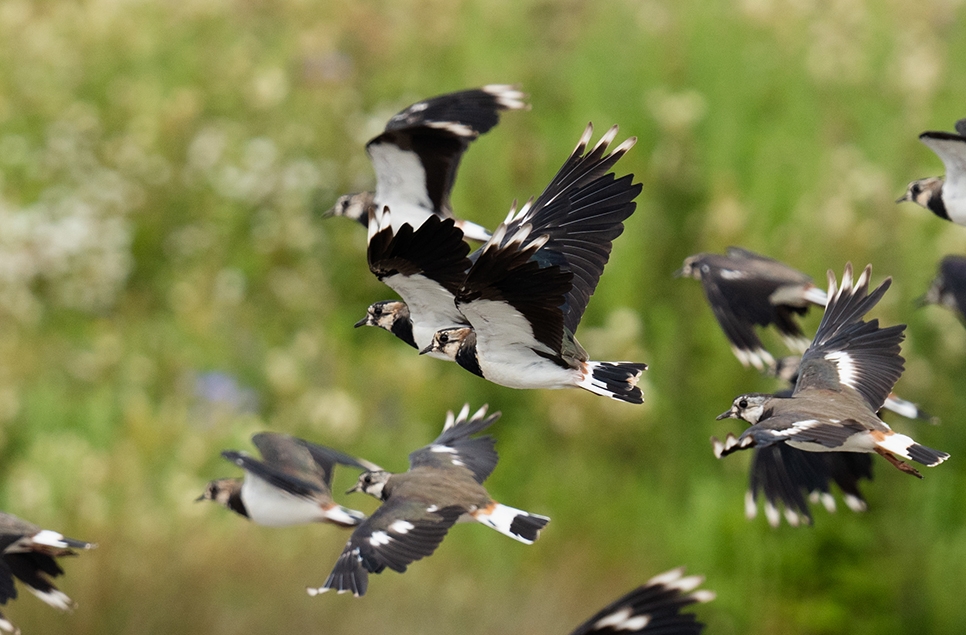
[346,483,362,495]
[715,409,735,421]
[321,204,338,219]
[354,315,369,328]
[419,344,433,355]
[194,494,207,502]
[895,193,910,204]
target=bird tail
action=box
[579,361,648,404]
[875,431,949,466]
[322,504,367,528]
[472,503,550,544]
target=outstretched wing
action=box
[458,125,640,353]
[318,503,462,597]
[408,404,500,483]
[368,85,527,221]
[794,264,904,411]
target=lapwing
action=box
[421,124,648,403]
[677,247,828,371]
[309,404,549,597]
[357,209,472,360]
[568,567,714,635]
[897,118,966,226]
[198,432,377,527]
[713,264,949,481]
[920,254,966,323]
[326,85,528,241]
[0,511,95,634]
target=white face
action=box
[356,471,391,500]
[432,327,470,357]
[365,301,407,331]
[731,394,769,424]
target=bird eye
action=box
[912,184,921,195]
[739,399,748,408]
[372,305,383,316]
[439,333,449,344]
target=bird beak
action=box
[715,408,736,421]
[345,483,362,495]
[913,294,929,309]
[895,193,911,204]
[321,204,337,219]
[194,494,207,502]
[354,315,369,328]
[672,267,685,278]
[418,344,433,355]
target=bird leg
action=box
[874,447,923,479]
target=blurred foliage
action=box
[0,0,965,633]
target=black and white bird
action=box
[897,118,966,225]
[567,567,714,635]
[420,124,648,403]
[198,432,377,527]
[0,511,95,635]
[326,85,528,241]
[309,404,549,597]
[920,254,966,323]
[713,264,949,480]
[357,209,472,360]
[677,247,828,371]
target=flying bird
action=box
[676,247,827,371]
[198,432,377,527]
[0,511,95,635]
[421,124,648,403]
[310,404,549,597]
[326,85,528,241]
[713,264,949,483]
[897,118,966,226]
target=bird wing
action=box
[793,264,904,411]
[321,503,463,597]
[368,85,527,222]
[568,567,712,635]
[939,255,966,319]
[408,404,500,484]
[457,125,640,353]
[367,209,471,329]
[493,124,642,333]
[222,448,324,499]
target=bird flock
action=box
[2,86,962,634]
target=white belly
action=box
[478,349,578,389]
[241,473,326,526]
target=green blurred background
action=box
[0,0,964,633]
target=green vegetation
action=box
[0,0,964,633]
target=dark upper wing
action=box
[368,85,527,214]
[320,503,462,597]
[367,209,472,297]
[569,567,713,635]
[458,125,640,350]
[502,124,642,333]
[409,404,500,483]
[794,264,905,411]
[291,438,383,485]
[222,449,324,499]
[0,558,16,603]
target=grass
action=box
[0,0,965,633]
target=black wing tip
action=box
[315,548,369,598]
